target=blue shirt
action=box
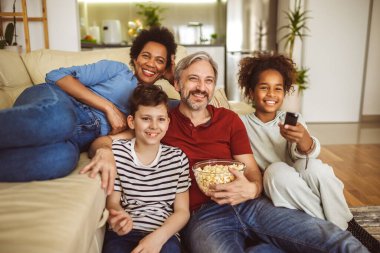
[45,60,137,135]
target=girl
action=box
[238,53,379,252]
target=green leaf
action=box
[5,23,14,46]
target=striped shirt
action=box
[112,138,190,232]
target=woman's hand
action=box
[105,104,128,135]
[162,54,175,85]
[108,209,133,236]
[207,168,259,205]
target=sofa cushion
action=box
[0,154,107,253]
[209,88,231,109]
[0,50,33,109]
[21,46,188,84]
[21,48,131,84]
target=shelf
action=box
[0,0,49,52]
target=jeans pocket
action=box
[71,102,101,151]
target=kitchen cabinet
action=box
[184,45,225,90]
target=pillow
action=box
[209,88,231,109]
[21,48,131,84]
[0,50,32,87]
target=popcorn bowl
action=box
[192,159,246,194]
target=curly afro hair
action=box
[129,26,177,70]
[238,53,297,102]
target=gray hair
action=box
[174,51,218,83]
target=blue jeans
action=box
[182,197,369,253]
[103,229,181,253]
[0,84,101,182]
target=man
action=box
[85,52,369,253]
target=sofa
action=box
[0,47,254,253]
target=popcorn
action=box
[193,161,245,194]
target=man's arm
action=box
[80,130,134,195]
[234,153,263,197]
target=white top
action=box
[112,138,190,232]
[240,111,320,171]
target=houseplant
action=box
[279,0,311,93]
[0,0,20,51]
[136,3,165,29]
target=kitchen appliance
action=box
[102,20,122,45]
[226,0,278,101]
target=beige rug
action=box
[350,206,380,241]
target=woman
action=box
[0,26,177,183]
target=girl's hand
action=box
[207,168,259,205]
[131,232,165,253]
[279,122,306,144]
[108,209,133,236]
[105,104,128,135]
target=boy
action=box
[102,84,190,253]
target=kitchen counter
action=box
[81,42,225,49]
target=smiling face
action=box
[127,103,170,147]
[175,60,216,111]
[133,41,168,85]
[252,69,285,122]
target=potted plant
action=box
[279,0,311,93]
[136,3,165,29]
[0,0,20,52]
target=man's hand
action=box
[108,209,133,236]
[207,168,259,205]
[80,147,116,195]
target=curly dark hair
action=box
[130,26,177,70]
[129,84,169,116]
[238,53,297,102]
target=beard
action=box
[180,89,211,111]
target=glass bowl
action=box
[192,159,246,194]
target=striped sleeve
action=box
[112,139,130,192]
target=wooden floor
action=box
[319,144,380,207]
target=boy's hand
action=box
[108,209,133,236]
[279,122,306,144]
[132,231,165,253]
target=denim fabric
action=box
[103,229,181,253]
[45,60,137,135]
[182,197,369,253]
[0,84,101,182]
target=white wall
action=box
[0,0,80,52]
[362,0,380,116]
[47,0,80,51]
[302,0,371,122]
